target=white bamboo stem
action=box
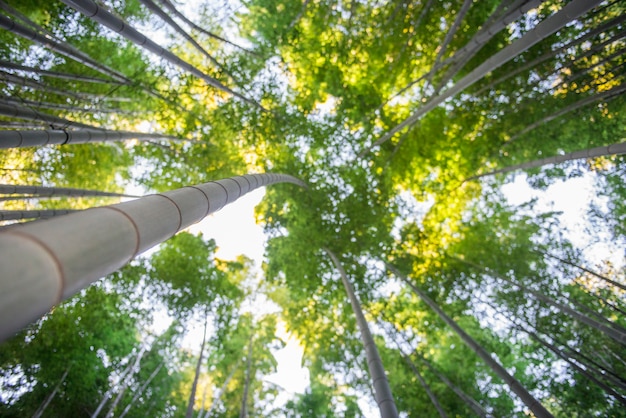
[433,0,544,93]
[0,173,305,341]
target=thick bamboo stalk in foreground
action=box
[0,173,305,341]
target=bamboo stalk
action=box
[0,184,137,198]
[468,142,626,180]
[361,0,602,157]
[326,248,399,418]
[0,60,123,84]
[60,0,263,110]
[387,262,554,418]
[0,173,305,341]
[0,129,181,148]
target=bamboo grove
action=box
[0,0,625,416]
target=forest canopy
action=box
[0,0,625,416]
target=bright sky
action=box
[186,187,267,261]
[501,171,623,267]
[182,185,310,404]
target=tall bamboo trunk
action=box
[0,128,181,149]
[426,0,473,85]
[0,60,123,84]
[468,142,626,180]
[1,70,101,101]
[0,209,77,221]
[380,314,490,417]
[186,314,209,418]
[0,101,104,131]
[386,263,554,418]
[0,2,175,102]
[325,248,399,418]
[433,0,545,93]
[0,71,130,102]
[155,0,258,56]
[473,21,626,97]
[504,82,626,145]
[60,0,262,110]
[239,335,254,418]
[535,332,626,405]
[0,184,137,199]
[0,173,305,341]
[581,287,626,317]
[419,356,491,418]
[362,0,602,156]
[0,0,57,36]
[198,382,208,418]
[205,358,241,417]
[32,366,71,418]
[91,353,138,418]
[538,250,626,292]
[568,296,618,328]
[117,362,164,418]
[554,337,626,392]
[137,0,235,82]
[602,346,626,370]
[508,318,626,405]
[477,0,523,34]
[0,13,129,84]
[402,353,448,418]
[0,70,132,102]
[104,347,146,418]
[456,257,626,345]
[377,0,536,110]
[0,96,134,114]
[479,295,626,393]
